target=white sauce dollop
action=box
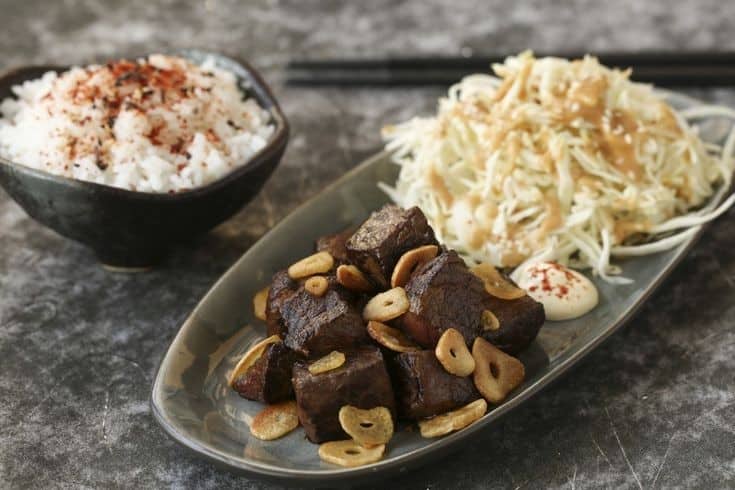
[515,261,599,321]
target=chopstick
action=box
[286,51,735,87]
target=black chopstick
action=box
[286,51,735,87]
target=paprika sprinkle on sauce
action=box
[515,261,599,321]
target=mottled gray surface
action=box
[1,0,734,488]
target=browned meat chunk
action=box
[482,294,545,354]
[281,287,368,358]
[389,350,479,420]
[265,269,298,337]
[292,346,396,443]
[315,227,355,264]
[398,250,486,348]
[231,342,296,403]
[346,205,438,288]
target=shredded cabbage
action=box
[381,52,735,283]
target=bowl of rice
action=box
[0,50,288,269]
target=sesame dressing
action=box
[383,51,735,283]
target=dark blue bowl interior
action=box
[0,50,289,268]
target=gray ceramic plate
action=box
[151,91,732,484]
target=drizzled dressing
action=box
[421,62,681,267]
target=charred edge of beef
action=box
[315,227,355,265]
[346,205,438,288]
[281,286,369,358]
[232,342,296,403]
[292,345,396,443]
[388,349,479,420]
[398,250,487,348]
[482,294,545,355]
[265,269,298,338]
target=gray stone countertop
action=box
[1,0,734,488]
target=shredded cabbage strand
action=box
[380,52,735,283]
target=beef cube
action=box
[292,346,396,443]
[398,250,486,348]
[315,227,355,265]
[232,342,295,403]
[482,294,545,355]
[281,287,368,358]
[266,269,298,337]
[267,269,361,339]
[389,350,479,420]
[346,205,438,288]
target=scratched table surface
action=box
[1,0,734,488]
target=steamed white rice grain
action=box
[0,54,275,193]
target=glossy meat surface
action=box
[389,350,479,420]
[346,205,437,288]
[292,346,396,443]
[399,251,486,348]
[232,342,296,403]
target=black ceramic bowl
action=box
[0,50,289,269]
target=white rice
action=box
[0,54,275,193]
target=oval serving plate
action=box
[151,91,733,484]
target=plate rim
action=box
[150,90,725,483]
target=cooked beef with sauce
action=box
[398,250,487,348]
[315,227,355,265]
[346,205,438,288]
[389,350,479,419]
[265,269,299,338]
[292,345,396,443]
[234,203,544,444]
[281,286,369,358]
[481,294,545,355]
[232,342,296,404]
